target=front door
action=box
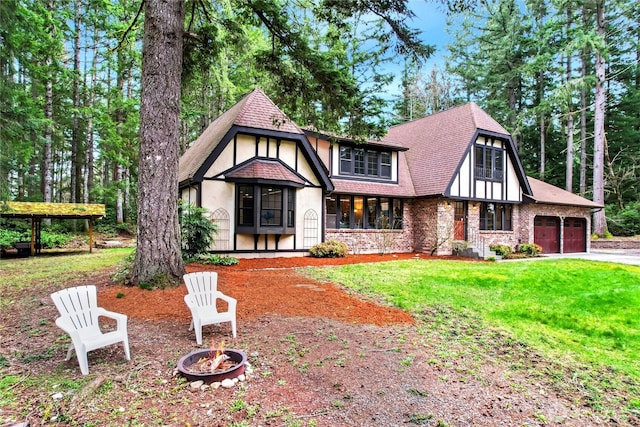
[454,201,466,240]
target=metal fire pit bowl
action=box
[177,348,247,384]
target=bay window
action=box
[237,184,296,234]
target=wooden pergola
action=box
[0,201,106,256]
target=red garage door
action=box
[534,216,560,253]
[563,218,586,253]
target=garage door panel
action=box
[534,216,559,253]
[563,218,586,253]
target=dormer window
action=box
[475,145,504,181]
[339,144,392,180]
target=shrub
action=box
[0,229,22,248]
[189,254,240,266]
[39,231,73,249]
[489,244,512,258]
[606,202,640,237]
[309,240,349,258]
[0,228,71,249]
[517,243,542,257]
[180,203,217,258]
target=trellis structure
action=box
[0,202,105,256]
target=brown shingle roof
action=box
[526,177,603,208]
[226,159,305,186]
[179,89,302,183]
[384,103,509,196]
[302,128,408,151]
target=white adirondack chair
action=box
[183,271,237,345]
[50,285,130,375]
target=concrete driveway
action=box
[540,249,640,265]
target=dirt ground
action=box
[1,252,637,426]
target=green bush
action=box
[489,243,512,258]
[0,228,71,249]
[189,254,240,266]
[180,203,218,258]
[40,231,73,248]
[517,242,542,257]
[0,229,22,248]
[309,239,349,258]
[606,202,640,237]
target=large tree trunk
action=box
[579,5,589,197]
[71,0,81,208]
[565,7,574,193]
[130,0,185,285]
[539,113,545,180]
[115,52,125,225]
[592,0,607,236]
[84,27,98,206]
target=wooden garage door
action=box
[563,217,586,253]
[534,216,560,253]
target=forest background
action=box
[1,0,639,246]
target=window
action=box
[475,144,504,181]
[479,202,512,231]
[287,190,295,227]
[339,197,351,229]
[340,146,352,172]
[238,185,254,227]
[328,195,403,229]
[326,195,338,228]
[366,198,377,228]
[380,152,391,178]
[338,145,392,180]
[237,184,296,234]
[261,187,282,226]
[354,149,365,175]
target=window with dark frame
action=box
[260,187,282,226]
[474,144,504,181]
[238,184,254,227]
[479,202,512,231]
[340,146,352,172]
[328,195,403,230]
[338,144,392,180]
[237,184,296,233]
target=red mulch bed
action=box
[100,253,422,325]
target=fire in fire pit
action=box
[177,340,247,384]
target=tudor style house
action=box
[179,89,602,257]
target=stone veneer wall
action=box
[405,198,459,255]
[518,203,593,252]
[591,239,640,250]
[407,198,439,254]
[325,199,595,255]
[325,203,414,254]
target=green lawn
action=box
[306,258,640,381]
[0,248,134,307]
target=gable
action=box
[179,89,332,192]
[385,103,530,200]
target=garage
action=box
[534,216,560,253]
[563,217,586,253]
